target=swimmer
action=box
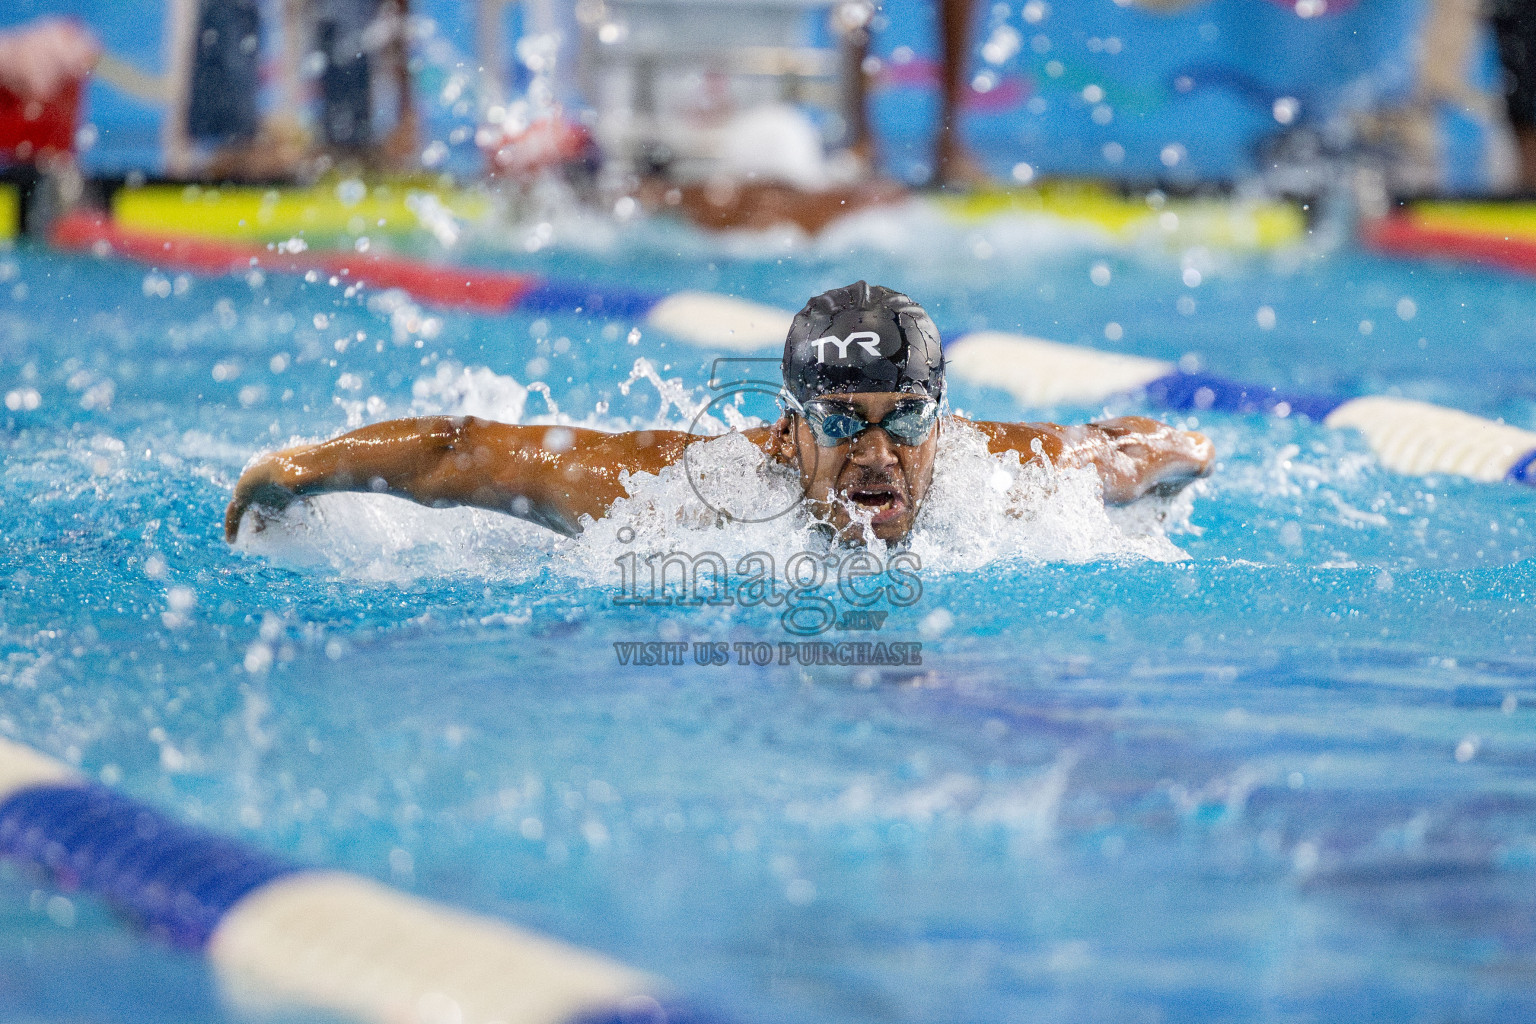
[226,282,1214,545]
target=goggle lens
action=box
[802,397,939,448]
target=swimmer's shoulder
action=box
[530,423,785,476]
[954,416,1064,461]
[577,426,704,475]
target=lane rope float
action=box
[51,210,724,330]
[0,735,717,1024]
[943,333,1536,484]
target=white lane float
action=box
[941,332,1536,485]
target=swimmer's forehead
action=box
[808,391,934,408]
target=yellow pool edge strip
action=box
[0,184,18,241]
[934,182,1306,249]
[110,177,1304,250]
[1409,200,1536,240]
[114,182,492,242]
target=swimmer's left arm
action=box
[971,416,1213,503]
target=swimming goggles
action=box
[783,393,941,448]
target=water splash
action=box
[618,358,723,431]
[410,362,533,423]
[908,422,1188,570]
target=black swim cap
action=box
[782,281,944,404]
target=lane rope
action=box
[1363,214,1536,278]
[52,212,537,313]
[943,333,1536,484]
[48,211,1536,486]
[0,736,716,1024]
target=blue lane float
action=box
[1138,371,1345,422]
[518,279,668,320]
[0,737,716,1024]
[0,783,296,949]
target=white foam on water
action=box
[477,189,1131,269]
[817,201,1115,262]
[796,749,1078,844]
[237,496,562,584]
[622,199,1120,266]
[906,421,1188,571]
[410,362,533,423]
[236,366,1191,580]
[565,431,819,579]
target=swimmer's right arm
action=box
[224,416,699,541]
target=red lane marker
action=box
[50,211,538,313]
[1362,215,1536,276]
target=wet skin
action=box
[225,397,1214,544]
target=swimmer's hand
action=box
[1088,417,1214,502]
[225,453,302,541]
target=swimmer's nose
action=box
[848,425,900,469]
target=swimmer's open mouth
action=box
[846,485,906,525]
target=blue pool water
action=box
[3,207,1536,1022]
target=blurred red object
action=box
[0,79,80,164]
[0,17,97,165]
[482,114,593,177]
